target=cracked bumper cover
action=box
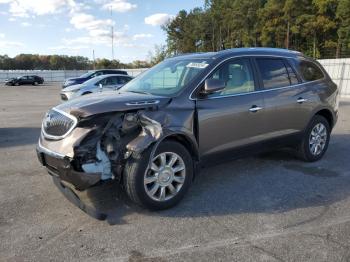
[36,108,168,191]
[36,142,102,190]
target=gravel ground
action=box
[1,84,350,262]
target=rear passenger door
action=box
[254,57,313,139]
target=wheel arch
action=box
[160,132,199,162]
[314,108,334,129]
[153,132,199,180]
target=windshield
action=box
[120,58,210,96]
[80,71,94,78]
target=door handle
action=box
[297,98,308,103]
[249,106,263,113]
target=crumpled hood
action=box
[55,91,171,118]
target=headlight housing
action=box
[70,88,81,93]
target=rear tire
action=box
[33,81,38,86]
[297,115,330,162]
[123,141,193,210]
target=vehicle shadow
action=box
[0,127,40,148]
[58,133,350,225]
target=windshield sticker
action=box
[186,62,209,69]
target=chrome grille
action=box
[42,109,77,139]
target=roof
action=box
[95,74,132,79]
[91,69,127,72]
[170,47,303,61]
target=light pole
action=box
[110,6,114,60]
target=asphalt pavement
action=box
[1,84,350,261]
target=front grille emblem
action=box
[42,108,77,140]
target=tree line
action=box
[0,54,152,70]
[1,0,349,70]
[162,0,350,59]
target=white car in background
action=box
[60,74,133,101]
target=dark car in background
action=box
[62,69,128,88]
[5,75,44,86]
[37,48,339,211]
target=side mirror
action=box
[202,79,225,95]
[99,83,103,92]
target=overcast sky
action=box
[0,0,203,62]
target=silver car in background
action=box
[60,74,133,101]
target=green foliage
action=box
[163,0,350,58]
[337,0,350,51]
[148,44,169,66]
[0,54,152,70]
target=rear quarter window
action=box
[298,60,324,82]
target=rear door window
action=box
[256,58,290,89]
[117,76,130,84]
[298,60,324,82]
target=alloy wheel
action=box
[144,152,186,202]
[309,123,328,156]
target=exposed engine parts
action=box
[75,110,165,182]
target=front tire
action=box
[297,115,330,162]
[123,141,193,210]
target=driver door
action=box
[19,76,28,84]
[195,58,267,157]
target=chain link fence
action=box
[318,59,350,97]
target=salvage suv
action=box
[37,48,339,210]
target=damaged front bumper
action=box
[36,140,102,190]
[36,110,166,191]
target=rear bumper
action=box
[333,110,339,128]
[36,141,102,190]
